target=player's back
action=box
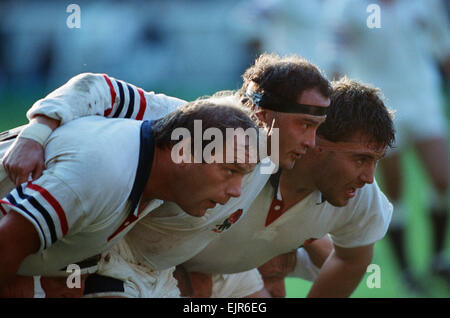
[9,116,157,275]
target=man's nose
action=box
[359,163,376,184]
[226,176,242,199]
[302,129,316,149]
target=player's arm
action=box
[173,266,213,298]
[256,236,333,297]
[2,73,184,185]
[306,243,373,298]
[0,212,40,292]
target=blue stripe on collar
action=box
[129,120,155,216]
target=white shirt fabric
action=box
[120,162,271,272]
[211,269,264,298]
[287,246,321,282]
[88,244,180,298]
[0,116,163,276]
[183,180,393,274]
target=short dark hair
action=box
[317,78,395,148]
[153,95,260,153]
[239,53,332,106]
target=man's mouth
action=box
[345,187,357,198]
[292,150,306,159]
[207,200,218,208]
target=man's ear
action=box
[254,108,267,122]
[255,108,276,128]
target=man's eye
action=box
[227,169,234,175]
[300,123,311,129]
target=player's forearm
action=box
[0,258,22,293]
[26,73,115,125]
[30,115,60,131]
[306,252,367,298]
[303,235,334,268]
[0,213,41,292]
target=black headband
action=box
[245,88,328,116]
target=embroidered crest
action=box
[212,209,243,233]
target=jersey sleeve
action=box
[0,175,85,253]
[26,73,186,125]
[329,181,393,248]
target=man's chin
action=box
[279,158,296,170]
[324,196,349,207]
[183,206,207,217]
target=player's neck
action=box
[279,164,315,209]
[141,146,176,203]
[281,156,317,193]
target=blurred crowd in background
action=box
[0,0,448,98]
[0,0,449,297]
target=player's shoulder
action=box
[348,179,393,220]
[46,116,142,184]
[49,116,140,148]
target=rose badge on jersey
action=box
[212,209,243,233]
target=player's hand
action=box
[262,277,286,298]
[258,252,297,298]
[41,275,87,298]
[189,272,213,298]
[173,265,194,296]
[258,250,297,280]
[2,137,45,186]
[173,267,213,297]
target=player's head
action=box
[304,78,395,206]
[152,96,259,216]
[239,53,332,170]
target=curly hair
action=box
[317,77,396,148]
[239,53,332,104]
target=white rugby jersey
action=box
[17,72,274,272]
[120,161,271,271]
[0,117,162,276]
[183,180,393,274]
